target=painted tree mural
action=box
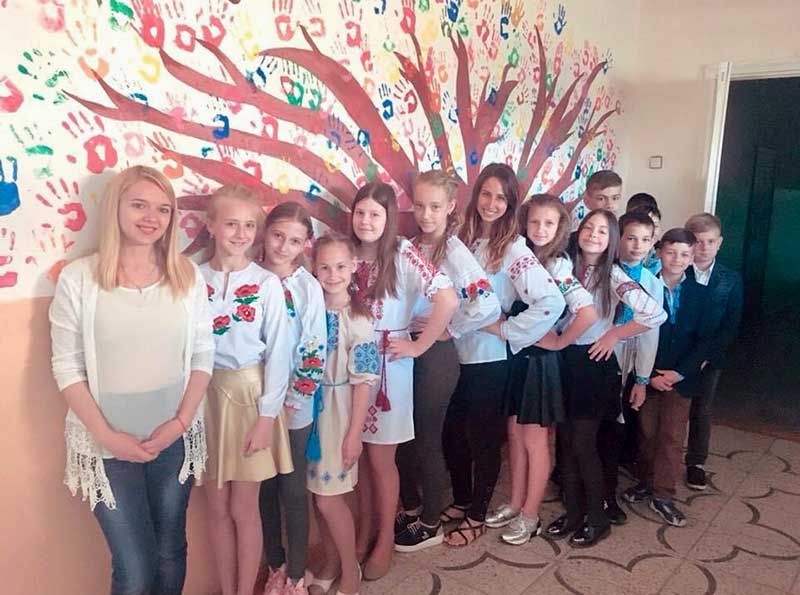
[0,0,620,296]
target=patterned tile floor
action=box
[353,425,800,595]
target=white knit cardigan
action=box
[49,254,214,510]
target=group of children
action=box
[50,164,742,595]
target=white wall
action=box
[626,0,800,229]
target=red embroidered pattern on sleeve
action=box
[508,254,541,281]
[615,281,642,298]
[401,244,437,285]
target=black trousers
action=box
[442,360,508,522]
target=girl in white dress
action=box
[308,232,380,595]
[350,181,458,578]
[443,164,565,547]
[259,202,327,595]
[200,185,293,595]
[394,170,501,552]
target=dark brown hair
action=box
[518,194,571,266]
[412,170,461,267]
[350,181,400,300]
[618,209,655,236]
[458,163,521,273]
[312,231,372,320]
[586,170,623,193]
[660,227,697,247]
[570,208,620,318]
[626,192,658,213]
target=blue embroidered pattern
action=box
[326,311,340,354]
[353,341,380,375]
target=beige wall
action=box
[625,0,800,229]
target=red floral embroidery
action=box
[466,283,478,299]
[401,244,437,285]
[302,356,322,368]
[508,254,541,281]
[293,378,317,395]
[207,284,215,299]
[234,284,259,298]
[476,278,491,291]
[615,281,641,298]
[213,315,231,335]
[234,303,256,322]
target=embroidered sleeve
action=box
[612,265,667,330]
[447,238,501,338]
[284,277,327,411]
[347,316,380,386]
[399,240,452,301]
[502,243,566,355]
[548,256,593,314]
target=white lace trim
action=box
[64,417,207,511]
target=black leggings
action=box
[442,360,508,522]
[397,339,460,525]
[558,418,608,528]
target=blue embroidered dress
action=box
[307,305,379,496]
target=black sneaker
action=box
[394,520,444,552]
[569,522,610,548]
[650,498,686,527]
[622,482,652,503]
[394,509,420,535]
[604,498,628,525]
[686,465,707,491]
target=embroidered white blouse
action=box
[545,254,594,314]
[279,265,327,431]
[566,263,667,345]
[411,235,501,340]
[455,236,566,364]
[201,261,292,418]
[49,254,214,511]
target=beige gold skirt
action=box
[200,364,293,488]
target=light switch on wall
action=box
[648,156,663,169]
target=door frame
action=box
[704,60,800,214]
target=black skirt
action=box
[505,345,565,426]
[560,344,622,421]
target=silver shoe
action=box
[501,514,542,545]
[485,504,519,528]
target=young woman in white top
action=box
[442,164,565,547]
[394,171,501,553]
[544,208,666,548]
[350,181,458,579]
[49,165,214,595]
[259,202,327,595]
[199,185,293,595]
[491,194,599,546]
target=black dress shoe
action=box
[569,522,611,548]
[604,498,628,525]
[545,514,581,540]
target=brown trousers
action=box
[636,388,691,499]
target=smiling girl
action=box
[200,185,294,595]
[259,202,327,595]
[442,164,565,547]
[350,181,458,578]
[394,171,501,553]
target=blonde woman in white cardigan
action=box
[49,165,214,595]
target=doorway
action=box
[711,76,800,437]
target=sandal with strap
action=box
[444,517,487,547]
[439,503,470,524]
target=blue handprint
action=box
[554,4,567,35]
[0,157,20,216]
[379,83,394,120]
[446,0,460,23]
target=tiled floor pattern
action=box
[356,426,800,595]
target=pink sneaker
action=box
[283,577,309,595]
[263,564,288,595]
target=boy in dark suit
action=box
[622,229,712,527]
[683,213,743,491]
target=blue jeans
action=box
[94,439,193,595]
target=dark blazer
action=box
[652,276,713,398]
[686,262,743,368]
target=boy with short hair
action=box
[570,170,623,231]
[683,213,743,491]
[600,210,664,525]
[626,193,658,213]
[623,228,712,527]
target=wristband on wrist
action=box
[634,375,650,385]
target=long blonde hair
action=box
[412,170,461,267]
[96,165,195,297]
